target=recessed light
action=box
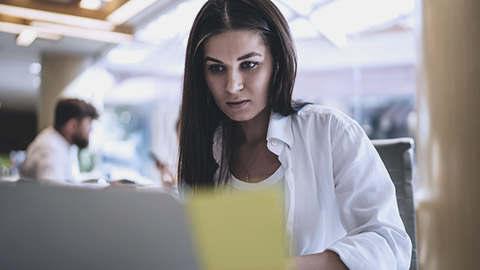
[29,63,42,75]
[79,0,102,11]
[33,76,41,88]
[16,29,37,47]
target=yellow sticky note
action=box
[186,189,288,270]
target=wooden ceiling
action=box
[0,0,130,20]
[0,0,155,44]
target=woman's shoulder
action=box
[294,104,357,129]
[292,104,368,150]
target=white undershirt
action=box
[229,166,283,191]
[228,166,289,220]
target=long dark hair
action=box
[178,0,298,191]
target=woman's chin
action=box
[223,106,269,123]
[227,114,253,122]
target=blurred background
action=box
[0,0,417,181]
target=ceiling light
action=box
[30,21,133,43]
[16,29,38,47]
[107,0,159,25]
[32,76,41,88]
[79,0,103,11]
[0,4,115,31]
[0,21,62,40]
[29,63,42,75]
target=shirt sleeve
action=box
[327,122,412,270]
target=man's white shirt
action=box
[20,127,81,185]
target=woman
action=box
[178,0,412,269]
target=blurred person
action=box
[152,154,176,188]
[152,118,181,188]
[178,0,412,269]
[20,98,98,185]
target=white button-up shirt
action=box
[213,105,412,270]
[20,127,81,185]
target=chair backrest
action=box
[372,137,418,270]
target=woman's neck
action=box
[234,107,271,143]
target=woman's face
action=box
[204,30,273,122]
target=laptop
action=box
[0,182,199,270]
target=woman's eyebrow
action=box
[204,52,262,63]
[237,52,262,61]
[205,56,222,63]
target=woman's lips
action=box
[226,100,249,109]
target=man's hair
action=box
[54,98,99,129]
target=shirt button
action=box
[291,168,294,173]
[271,140,277,146]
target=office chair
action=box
[372,137,418,270]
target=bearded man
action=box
[20,98,99,185]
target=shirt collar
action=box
[212,111,294,164]
[266,111,293,148]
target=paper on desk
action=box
[186,189,288,270]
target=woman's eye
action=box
[240,61,259,69]
[208,65,225,73]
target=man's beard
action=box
[73,135,89,149]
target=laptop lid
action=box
[0,183,198,270]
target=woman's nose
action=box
[225,70,243,94]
